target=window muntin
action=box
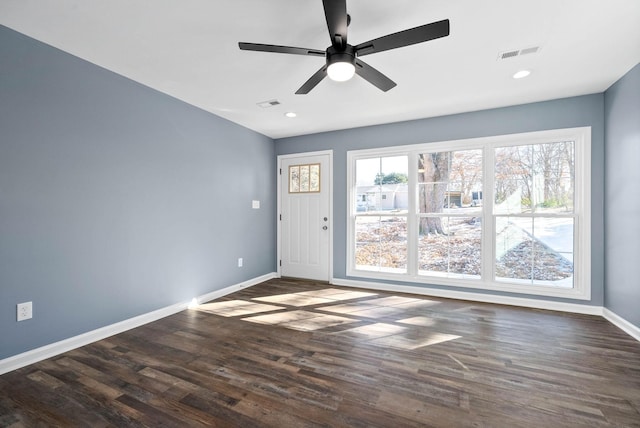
[347,128,590,300]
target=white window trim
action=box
[347,127,591,300]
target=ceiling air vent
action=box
[257,99,280,108]
[519,46,539,56]
[498,46,540,60]
[500,50,519,59]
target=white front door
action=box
[279,152,331,281]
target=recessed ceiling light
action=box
[513,70,531,79]
[284,112,297,118]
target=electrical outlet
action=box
[238,257,243,267]
[17,301,32,321]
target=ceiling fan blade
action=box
[355,59,396,92]
[322,0,348,48]
[355,19,450,57]
[295,66,328,94]
[239,42,325,57]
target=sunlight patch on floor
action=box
[290,288,348,297]
[397,316,436,327]
[344,306,406,318]
[318,296,440,316]
[252,289,379,306]
[392,300,442,309]
[316,302,382,314]
[333,323,407,339]
[197,300,284,317]
[209,290,464,347]
[369,332,461,350]
[242,310,319,325]
[279,314,358,331]
[242,309,358,332]
[295,289,378,300]
[363,296,425,306]
[321,290,379,300]
[253,293,335,306]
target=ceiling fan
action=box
[238,0,450,94]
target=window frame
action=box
[347,127,591,300]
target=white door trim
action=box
[277,150,333,283]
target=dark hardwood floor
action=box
[1,277,639,427]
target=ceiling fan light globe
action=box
[327,61,356,82]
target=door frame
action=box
[277,150,334,282]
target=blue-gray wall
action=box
[604,63,640,327]
[0,26,276,359]
[276,95,605,306]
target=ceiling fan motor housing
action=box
[326,44,356,68]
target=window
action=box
[418,149,483,279]
[289,163,320,193]
[347,128,591,300]
[353,156,408,273]
[493,142,575,287]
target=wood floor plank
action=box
[1,277,639,427]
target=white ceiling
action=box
[1,0,639,139]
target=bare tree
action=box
[495,146,532,207]
[418,152,451,235]
[450,150,482,205]
[562,141,575,210]
[494,142,575,210]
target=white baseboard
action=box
[196,272,277,304]
[331,278,604,316]
[603,308,640,342]
[0,272,276,375]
